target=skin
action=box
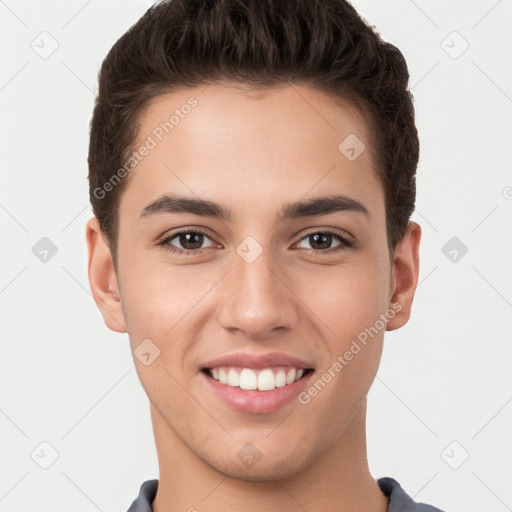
[86,82,421,512]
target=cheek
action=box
[297,256,388,338]
[120,257,207,328]
[118,259,223,379]
[294,264,387,418]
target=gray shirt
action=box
[126,477,445,511]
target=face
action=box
[87,82,420,481]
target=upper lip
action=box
[202,352,314,370]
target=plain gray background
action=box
[1,1,511,511]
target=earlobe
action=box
[85,217,127,333]
[386,221,421,332]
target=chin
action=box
[208,447,312,482]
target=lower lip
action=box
[201,370,314,414]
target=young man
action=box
[86,0,444,510]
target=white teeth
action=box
[275,370,287,387]
[227,368,239,386]
[239,368,258,390]
[257,369,275,391]
[207,366,309,391]
[286,368,296,385]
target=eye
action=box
[295,229,354,253]
[158,229,216,255]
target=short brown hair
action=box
[88,0,419,269]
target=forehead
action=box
[120,82,383,221]
[137,82,372,153]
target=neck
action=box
[151,398,388,512]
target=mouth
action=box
[199,352,316,412]
[201,366,314,392]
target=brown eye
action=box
[296,230,354,253]
[159,229,215,255]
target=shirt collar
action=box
[127,476,442,512]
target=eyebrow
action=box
[139,194,369,222]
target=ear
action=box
[85,217,127,333]
[386,221,421,331]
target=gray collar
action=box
[127,477,445,512]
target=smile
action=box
[203,366,314,391]
[201,365,315,414]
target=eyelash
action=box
[157,228,356,256]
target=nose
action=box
[218,246,300,340]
